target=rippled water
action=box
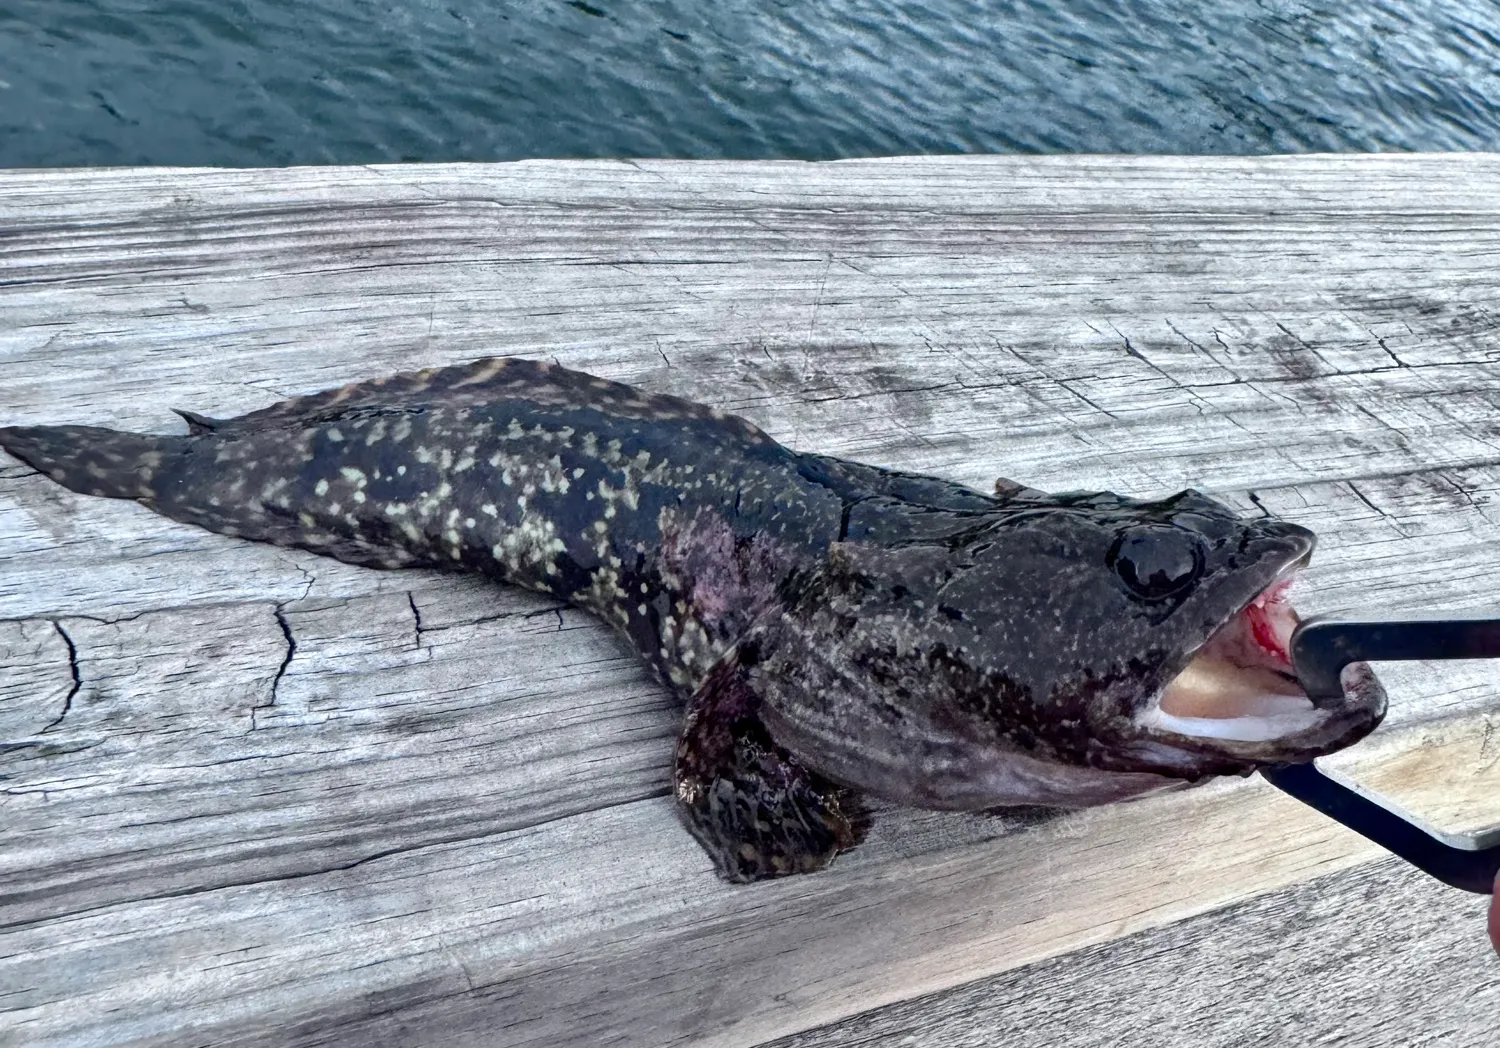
[2,0,1499,167]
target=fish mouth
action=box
[1135,564,1387,760]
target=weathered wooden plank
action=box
[5,715,1493,1047]
[763,855,1500,1048]
[2,155,1499,1047]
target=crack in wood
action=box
[252,604,298,731]
[1273,321,1341,376]
[39,621,81,733]
[1346,480,1402,529]
[408,591,426,651]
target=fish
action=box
[0,356,1386,882]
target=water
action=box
[2,0,1499,167]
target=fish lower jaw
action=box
[1135,693,1323,743]
[1131,680,1382,764]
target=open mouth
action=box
[1137,569,1328,744]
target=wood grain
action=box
[764,855,1500,1048]
[2,154,1499,1047]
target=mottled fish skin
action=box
[4,360,827,688]
[0,356,1386,882]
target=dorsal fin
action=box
[994,477,1047,500]
[172,408,223,435]
[206,356,771,442]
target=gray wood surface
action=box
[767,856,1500,1048]
[2,154,1500,1047]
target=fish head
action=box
[937,488,1386,775]
[751,488,1386,807]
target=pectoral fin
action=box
[673,651,863,882]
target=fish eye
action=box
[1107,525,1204,601]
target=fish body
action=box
[0,357,1386,881]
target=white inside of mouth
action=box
[1138,576,1324,743]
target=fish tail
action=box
[0,424,186,503]
[2,421,427,569]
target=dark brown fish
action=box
[0,357,1386,881]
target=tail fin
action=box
[0,425,185,502]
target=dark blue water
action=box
[3,0,1499,167]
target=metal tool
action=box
[1260,613,1500,894]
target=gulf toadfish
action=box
[0,357,1386,881]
